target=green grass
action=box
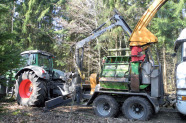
[12,109,21,115]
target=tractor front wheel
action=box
[93,95,119,117]
[15,71,47,106]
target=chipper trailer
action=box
[15,0,173,121]
[71,0,168,120]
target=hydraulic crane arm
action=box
[129,0,168,46]
[76,14,132,50]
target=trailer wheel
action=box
[93,95,118,117]
[122,96,152,120]
[15,71,47,106]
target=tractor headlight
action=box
[182,96,186,101]
[177,95,186,101]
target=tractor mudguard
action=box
[15,65,49,80]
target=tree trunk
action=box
[115,37,118,56]
[11,1,15,33]
[88,43,90,77]
[96,38,101,71]
[172,57,176,92]
[163,44,167,93]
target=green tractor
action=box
[14,50,72,106]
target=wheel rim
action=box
[19,79,33,98]
[97,100,111,116]
[128,103,144,119]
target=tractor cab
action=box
[20,50,65,81]
[20,50,54,74]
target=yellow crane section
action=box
[129,0,168,46]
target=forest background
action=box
[0,0,185,93]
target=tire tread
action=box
[15,70,47,106]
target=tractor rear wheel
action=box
[15,71,47,106]
[122,96,152,120]
[93,95,119,117]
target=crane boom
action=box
[76,14,132,50]
[129,0,168,46]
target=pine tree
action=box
[0,3,21,79]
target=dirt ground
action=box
[0,100,186,123]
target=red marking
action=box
[19,79,33,98]
[42,69,45,73]
[131,46,145,62]
[131,47,142,55]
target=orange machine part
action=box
[129,0,168,46]
[89,73,98,95]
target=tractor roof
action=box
[21,50,54,57]
[174,28,186,52]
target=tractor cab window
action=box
[38,54,50,69]
[29,54,36,65]
[21,54,29,66]
[21,53,36,66]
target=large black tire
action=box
[15,71,47,106]
[93,95,119,117]
[122,96,152,121]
